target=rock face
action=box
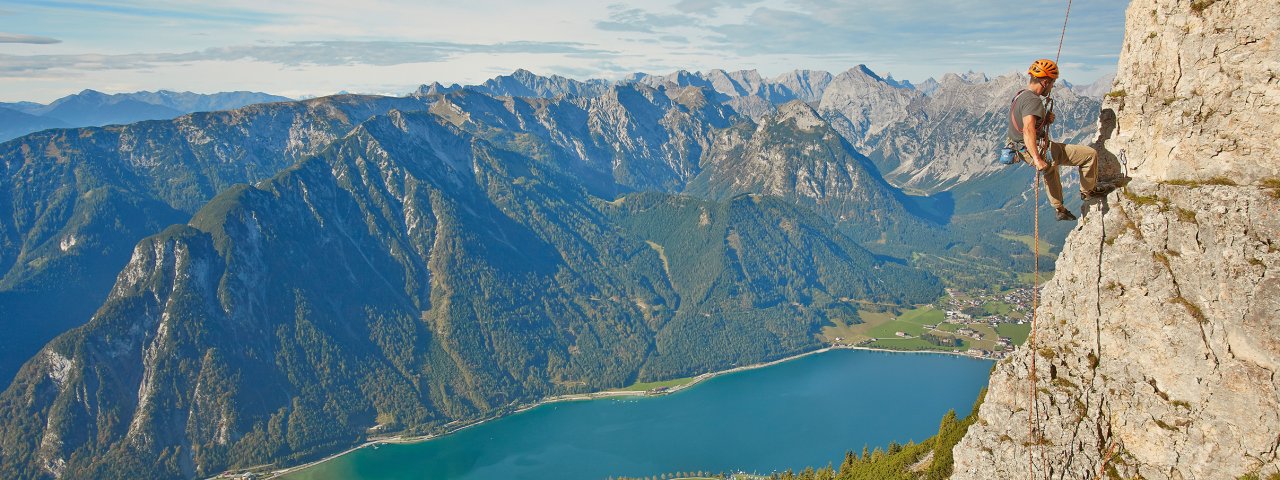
[952,0,1280,478]
[952,181,1280,479]
[1108,0,1280,183]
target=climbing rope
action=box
[1097,440,1119,479]
[1027,171,1042,480]
[1027,2,1074,478]
[1055,0,1074,64]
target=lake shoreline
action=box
[253,344,989,479]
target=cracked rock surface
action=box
[952,0,1280,477]
[952,181,1280,479]
[1105,0,1280,184]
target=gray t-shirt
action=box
[1008,90,1047,143]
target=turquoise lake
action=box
[285,349,993,480]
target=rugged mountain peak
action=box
[411,81,461,97]
[915,77,942,96]
[704,68,766,97]
[937,71,989,86]
[773,100,824,131]
[467,69,610,99]
[1071,73,1117,99]
[816,66,923,151]
[771,70,835,103]
[668,85,712,111]
[852,64,883,82]
[952,1,1280,478]
[962,71,989,83]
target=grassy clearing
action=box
[612,376,697,392]
[966,325,1002,351]
[1018,270,1054,285]
[982,301,1013,316]
[998,232,1053,256]
[996,323,1032,345]
[870,337,964,351]
[867,319,928,338]
[936,323,962,333]
[645,240,674,285]
[822,304,1020,355]
[898,305,944,325]
[821,308,923,343]
[820,318,871,344]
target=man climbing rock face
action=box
[1008,58,1115,221]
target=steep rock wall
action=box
[952,0,1280,478]
[952,182,1279,479]
[1108,0,1279,183]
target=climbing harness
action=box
[1001,90,1031,165]
[1005,89,1052,167]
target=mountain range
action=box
[0,66,1106,478]
[0,90,291,143]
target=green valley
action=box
[821,288,1035,359]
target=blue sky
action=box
[0,0,1129,103]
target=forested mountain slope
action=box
[0,108,938,479]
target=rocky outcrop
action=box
[952,181,1280,479]
[1107,0,1280,184]
[952,0,1280,478]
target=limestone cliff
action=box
[951,0,1280,479]
[1107,0,1279,183]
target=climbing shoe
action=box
[1055,207,1077,221]
[1081,182,1118,200]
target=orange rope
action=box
[1028,171,1042,480]
[1029,1,1072,475]
[1055,0,1074,64]
[1097,441,1119,479]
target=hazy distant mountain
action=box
[413,69,611,99]
[1069,73,1118,98]
[0,102,44,115]
[0,107,68,142]
[0,89,292,142]
[39,90,184,126]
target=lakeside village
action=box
[822,287,1036,360]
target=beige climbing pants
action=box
[1024,142,1100,210]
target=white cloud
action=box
[597,6,700,33]
[0,33,61,44]
[0,0,1129,102]
[0,41,617,76]
[674,0,766,16]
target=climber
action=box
[1008,59,1115,221]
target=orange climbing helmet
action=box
[1028,59,1059,80]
